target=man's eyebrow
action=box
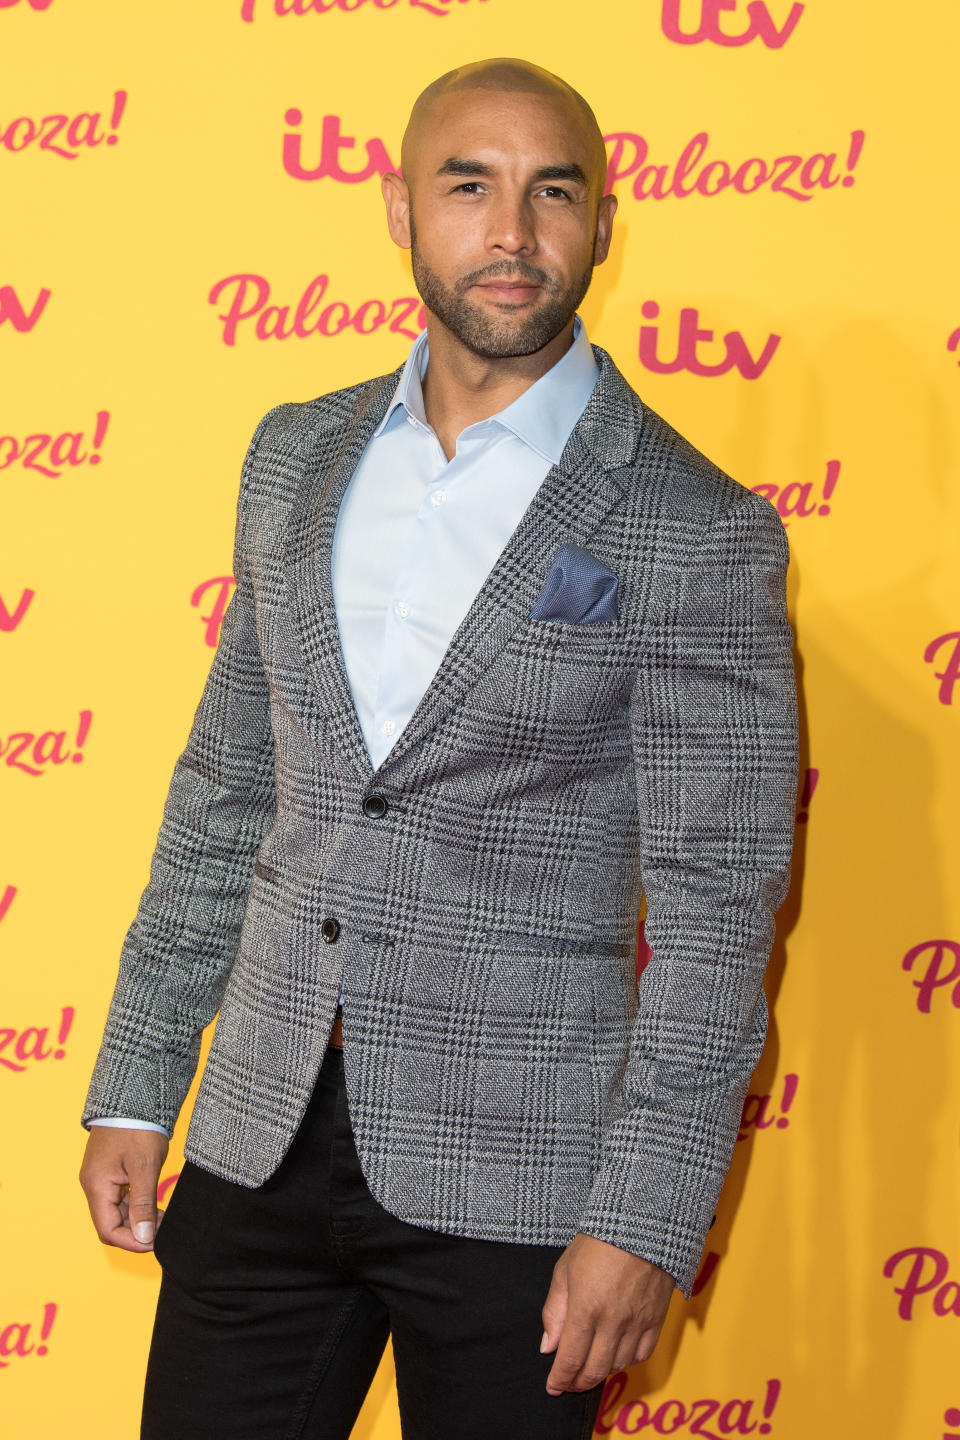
[436,158,495,178]
[435,159,589,186]
[531,164,588,186]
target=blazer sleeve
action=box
[576,488,799,1298]
[81,408,283,1136]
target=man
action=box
[80,57,799,1440]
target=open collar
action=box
[373,315,600,466]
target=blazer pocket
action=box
[528,543,619,625]
[519,616,623,651]
[524,616,620,631]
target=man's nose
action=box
[485,194,536,255]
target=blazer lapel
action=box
[283,372,398,782]
[282,345,645,784]
[377,347,645,777]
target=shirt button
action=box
[394,600,409,619]
[430,491,447,506]
[320,917,340,944]
[362,794,389,819]
[380,719,396,736]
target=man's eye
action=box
[453,182,486,194]
[538,187,571,200]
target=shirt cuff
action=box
[88,1116,171,1137]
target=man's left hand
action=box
[540,1233,675,1395]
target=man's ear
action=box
[382,172,412,250]
[593,192,618,266]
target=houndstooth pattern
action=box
[83,346,799,1297]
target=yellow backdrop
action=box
[3,1,959,1435]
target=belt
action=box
[328,1005,343,1048]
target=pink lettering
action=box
[0,1304,56,1368]
[673,132,710,196]
[271,114,858,205]
[603,128,862,203]
[883,1246,955,1321]
[738,1073,798,1139]
[0,285,51,332]
[0,1323,34,1365]
[0,588,35,632]
[716,1398,756,1433]
[0,710,92,775]
[924,632,960,705]
[282,110,398,183]
[595,1372,628,1435]
[661,0,804,49]
[0,1010,73,1071]
[639,301,780,380]
[604,132,649,196]
[751,459,840,526]
[15,1027,52,1064]
[209,274,271,347]
[653,1398,686,1432]
[0,885,17,924]
[0,412,109,477]
[157,1172,181,1206]
[208,271,426,346]
[595,1374,781,1438]
[934,1283,960,1318]
[241,0,484,17]
[192,576,237,648]
[0,92,126,157]
[902,940,960,1014]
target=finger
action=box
[83,1175,155,1254]
[612,1332,641,1374]
[119,1193,167,1234]
[546,1315,594,1396]
[560,1327,622,1395]
[540,1263,569,1355]
[125,1155,161,1246]
[632,1324,662,1366]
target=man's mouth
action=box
[472,279,542,304]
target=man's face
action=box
[392,89,614,360]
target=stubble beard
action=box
[409,213,595,360]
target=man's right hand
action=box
[79,1127,169,1252]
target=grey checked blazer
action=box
[83,345,798,1297]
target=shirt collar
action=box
[373,315,599,465]
[375,328,431,435]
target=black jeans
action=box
[143,1044,604,1439]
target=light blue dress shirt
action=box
[331,315,599,769]
[91,317,599,1137]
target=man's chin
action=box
[466,336,560,360]
[442,308,572,361]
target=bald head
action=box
[382,57,618,364]
[400,58,608,196]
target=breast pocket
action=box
[521,616,621,644]
[512,618,635,721]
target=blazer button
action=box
[362,794,389,819]
[320,917,340,944]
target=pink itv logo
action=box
[661,0,804,48]
[639,301,780,379]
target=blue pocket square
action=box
[528,543,619,624]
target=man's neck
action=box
[420,317,576,461]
